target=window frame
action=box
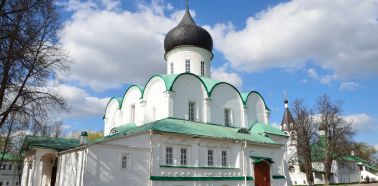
[130,104,136,123]
[188,102,195,121]
[221,150,228,167]
[224,108,232,126]
[170,63,174,74]
[207,149,214,166]
[180,148,187,165]
[120,154,129,170]
[165,147,173,165]
[185,59,190,73]
[200,61,205,76]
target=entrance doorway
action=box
[254,161,271,186]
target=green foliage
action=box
[88,132,103,141]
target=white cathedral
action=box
[20,6,291,186]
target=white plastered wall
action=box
[210,84,243,127]
[120,86,142,125]
[245,93,266,126]
[144,77,169,123]
[83,134,150,186]
[56,148,86,186]
[104,99,121,135]
[171,74,207,122]
[165,46,212,77]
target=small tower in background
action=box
[281,92,296,132]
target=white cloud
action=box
[211,66,243,88]
[210,0,378,80]
[344,113,376,131]
[306,68,334,84]
[307,68,319,79]
[59,1,181,91]
[54,84,109,118]
[339,82,361,91]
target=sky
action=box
[55,0,378,149]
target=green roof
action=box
[0,152,20,161]
[110,123,137,134]
[250,122,288,137]
[100,118,278,145]
[22,118,281,153]
[344,155,378,172]
[22,136,80,152]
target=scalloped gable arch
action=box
[120,85,144,108]
[103,97,123,119]
[169,73,209,97]
[208,82,244,106]
[242,91,270,111]
[141,75,169,99]
[141,73,213,99]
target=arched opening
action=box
[40,154,57,186]
[254,161,271,186]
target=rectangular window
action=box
[2,164,6,170]
[166,147,173,165]
[170,63,174,74]
[188,102,195,121]
[185,59,190,73]
[207,149,214,166]
[201,61,205,76]
[221,150,227,167]
[180,148,187,165]
[130,104,135,123]
[121,155,128,169]
[8,164,12,170]
[224,108,231,126]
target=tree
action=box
[291,99,317,186]
[348,142,377,161]
[88,131,103,141]
[316,94,354,185]
[0,113,28,167]
[0,0,68,129]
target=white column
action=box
[21,161,30,186]
[242,106,248,128]
[204,98,211,123]
[139,100,147,123]
[264,109,271,124]
[29,158,37,186]
[165,91,174,117]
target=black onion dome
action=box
[164,8,213,53]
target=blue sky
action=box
[56,0,378,149]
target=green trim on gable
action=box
[106,73,271,119]
[250,122,288,137]
[250,156,274,164]
[208,82,244,105]
[241,91,270,110]
[140,73,269,108]
[160,165,240,170]
[272,175,286,179]
[150,176,253,181]
[103,97,123,119]
[121,85,144,103]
